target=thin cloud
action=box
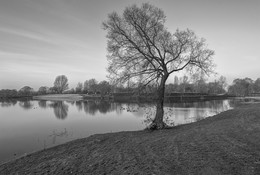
[0,27,52,43]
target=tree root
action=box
[147,121,168,130]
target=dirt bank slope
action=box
[1,104,260,175]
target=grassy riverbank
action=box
[1,103,260,174]
[33,94,83,101]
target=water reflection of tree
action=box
[164,100,226,109]
[122,103,146,117]
[123,100,234,127]
[49,101,69,120]
[75,101,83,111]
[114,103,123,115]
[38,100,47,109]
[0,99,17,107]
[66,101,75,106]
[82,100,117,115]
[141,106,175,127]
[99,101,112,113]
[19,100,33,110]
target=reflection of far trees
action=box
[122,103,147,117]
[141,100,235,127]
[99,101,111,113]
[165,100,232,112]
[81,100,118,115]
[38,100,48,109]
[66,101,75,106]
[0,99,17,107]
[197,100,232,114]
[111,103,123,115]
[75,101,83,111]
[19,100,33,110]
[167,100,234,124]
[49,101,69,120]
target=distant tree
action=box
[196,78,208,93]
[38,86,49,95]
[0,89,18,98]
[191,71,210,93]
[184,83,195,93]
[165,76,179,93]
[207,81,217,94]
[53,75,69,94]
[244,78,254,95]
[169,76,180,92]
[182,76,190,93]
[218,76,227,91]
[97,81,111,95]
[64,88,75,94]
[165,83,175,93]
[174,76,179,85]
[83,80,89,93]
[178,75,190,93]
[83,79,98,94]
[49,87,58,94]
[183,76,189,84]
[254,78,260,93]
[103,3,215,129]
[228,78,254,96]
[75,82,83,94]
[113,83,126,93]
[19,86,34,96]
[88,79,98,93]
[126,80,136,92]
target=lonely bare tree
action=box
[54,75,69,94]
[103,3,215,129]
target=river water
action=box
[0,99,237,164]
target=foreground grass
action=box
[1,104,260,174]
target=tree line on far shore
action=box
[1,74,260,98]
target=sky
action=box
[0,0,259,90]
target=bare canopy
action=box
[54,75,69,94]
[103,3,215,129]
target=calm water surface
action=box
[0,99,236,164]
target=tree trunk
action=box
[150,75,168,130]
